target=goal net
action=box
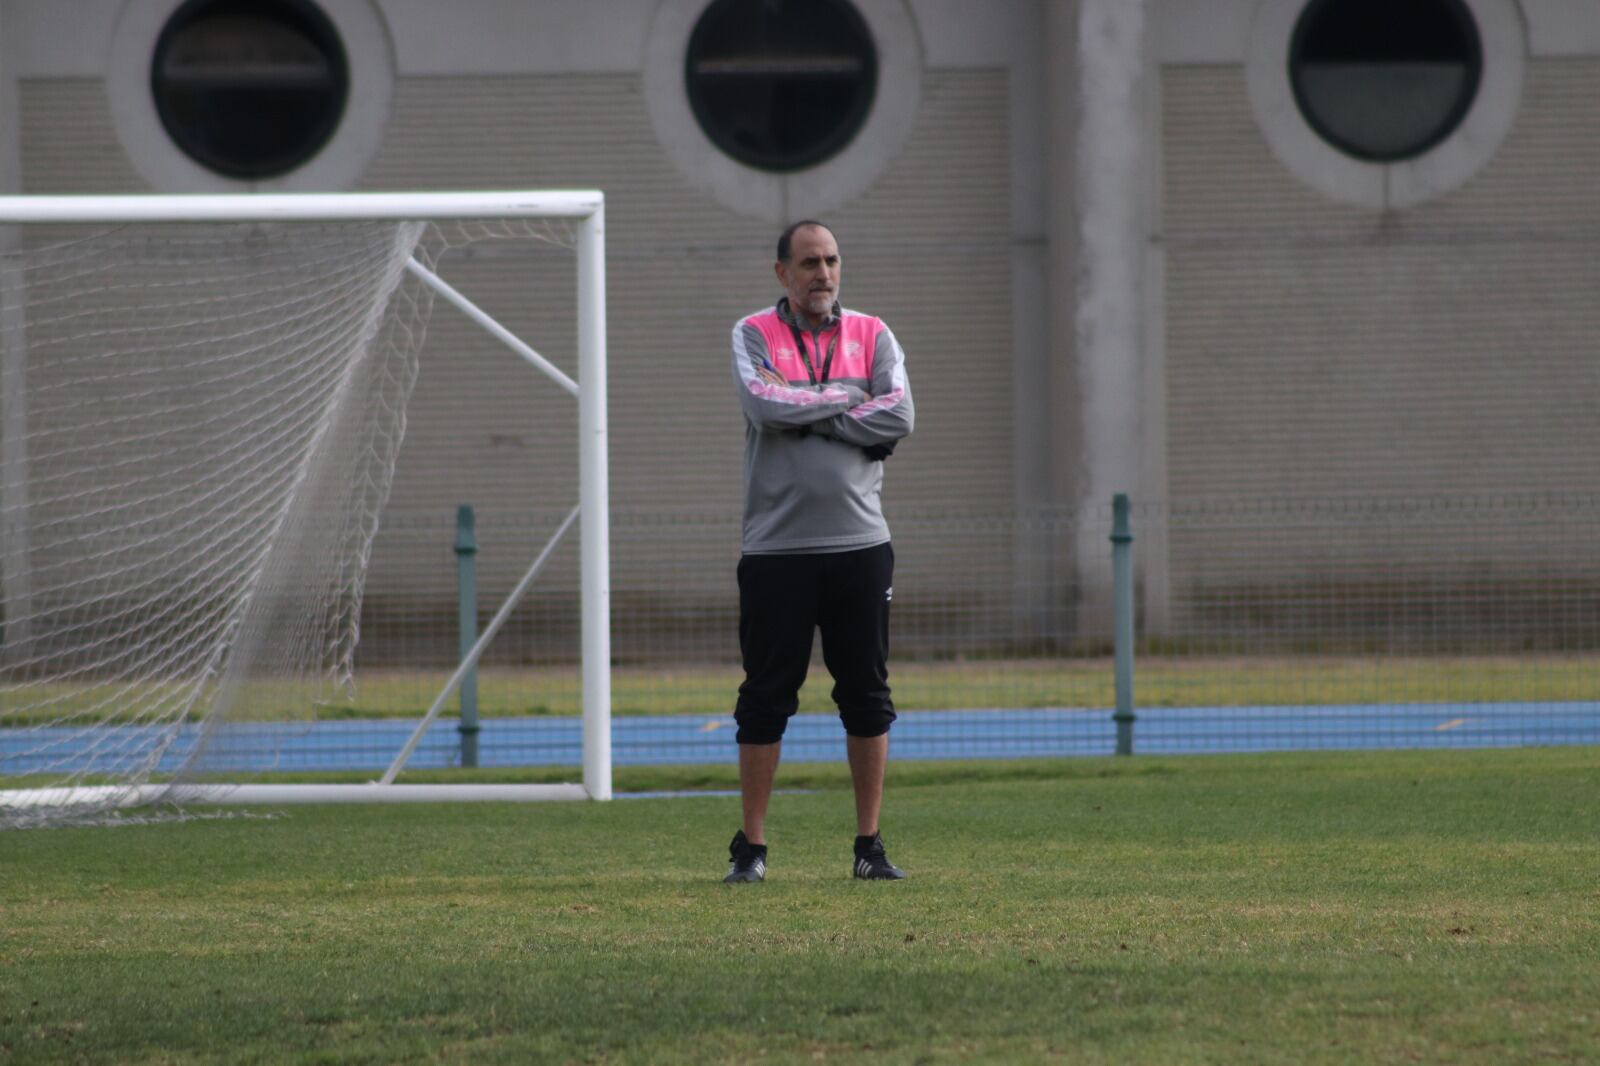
[0,192,610,828]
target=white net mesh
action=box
[0,215,572,826]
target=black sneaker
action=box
[724,829,767,883]
[853,833,906,880]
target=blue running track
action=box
[3,703,1597,776]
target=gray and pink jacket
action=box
[731,298,914,554]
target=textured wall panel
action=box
[1160,60,1600,642]
[20,79,147,192]
[13,70,1017,661]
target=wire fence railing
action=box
[6,494,1596,778]
[327,493,1600,768]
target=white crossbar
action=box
[0,191,604,224]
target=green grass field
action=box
[3,748,1597,1063]
[325,653,1600,718]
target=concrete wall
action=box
[1148,0,1600,643]
[4,0,1597,659]
[0,0,1064,662]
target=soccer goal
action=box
[0,191,610,828]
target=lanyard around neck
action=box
[787,320,837,386]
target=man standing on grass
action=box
[724,220,914,884]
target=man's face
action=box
[775,226,841,322]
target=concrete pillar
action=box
[1072,0,1151,643]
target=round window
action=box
[151,0,350,180]
[1289,0,1482,163]
[684,0,878,173]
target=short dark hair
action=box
[776,220,834,263]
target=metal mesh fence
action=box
[329,493,1600,771]
[16,493,1585,781]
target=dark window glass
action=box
[1290,0,1482,163]
[685,0,878,172]
[152,0,348,179]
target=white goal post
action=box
[0,191,611,825]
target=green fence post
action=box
[1111,494,1136,755]
[455,504,480,768]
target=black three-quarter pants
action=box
[734,542,896,745]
